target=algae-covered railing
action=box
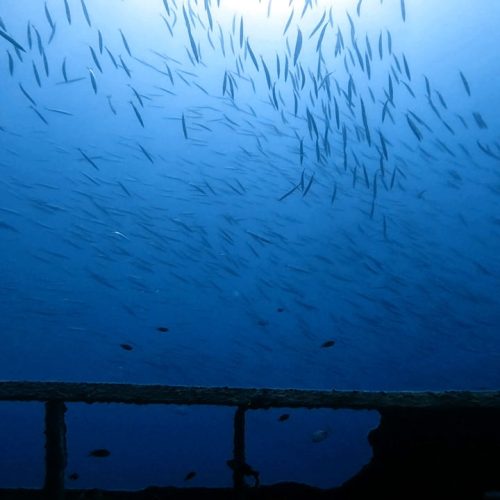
[1,381,500,500]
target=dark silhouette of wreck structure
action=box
[1,381,500,499]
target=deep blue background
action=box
[0,0,499,490]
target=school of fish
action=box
[0,0,498,389]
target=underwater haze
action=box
[0,0,499,491]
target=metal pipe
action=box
[0,382,499,409]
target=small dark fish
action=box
[48,26,57,46]
[62,58,68,82]
[42,50,49,76]
[316,23,327,52]
[181,113,188,139]
[120,343,133,351]
[402,53,411,80]
[435,90,447,109]
[27,21,32,49]
[44,3,55,30]
[89,449,110,458]
[130,101,144,127]
[157,326,169,332]
[30,106,48,125]
[182,5,199,63]
[406,113,423,141]
[477,141,500,160]
[81,0,92,27]
[356,0,363,16]
[88,68,97,93]
[45,107,73,116]
[19,83,36,105]
[184,471,196,481]
[321,340,335,348]
[311,430,328,443]
[32,62,42,87]
[64,0,72,24]
[0,29,26,52]
[0,221,19,232]
[89,46,102,72]
[117,181,130,197]
[56,77,85,85]
[119,55,131,77]
[459,71,471,96]
[48,26,56,46]
[33,26,43,54]
[7,51,14,75]
[400,0,406,21]
[226,460,259,483]
[78,148,99,170]
[119,29,131,56]
[360,97,371,146]
[278,414,290,422]
[472,112,487,129]
[379,132,388,160]
[246,40,259,71]
[138,143,154,163]
[302,174,314,197]
[68,473,79,481]
[261,56,271,88]
[331,183,337,205]
[106,95,116,115]
[283,9,294,35]
[276,307,285,313]
[130,85,143,107]
[106,47,118,68]
[97,30,103,53]
[293,29,302,66]
[402,81,415,98]
[247,231,272,244]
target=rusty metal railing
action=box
[1,381,500,499]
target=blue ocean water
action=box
[0,0,499,491]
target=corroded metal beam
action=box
[0,382,499,409]
[232,407,246,495]
[43,401,67,500]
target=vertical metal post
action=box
[233,406,246,497]
[44,401,67,500]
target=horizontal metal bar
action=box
[0,382,499,409]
